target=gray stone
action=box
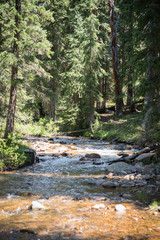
[135,162,144,173]
[156,175,160,181]
[143,163,157,175]
[102,181,118,188]
[116,144,125,150]
[23,149,36,165]
[142,174,152,180]
[106,162,136,174]
[122,194,132,199]
[135,153,156,162]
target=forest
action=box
[0,1,160,239]
[0,0,160,169]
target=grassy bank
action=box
[84,112,160,146]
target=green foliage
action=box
[149,201,160,211]
[84,112,145,142]
[0,134,27,170]
[15,117,59,137]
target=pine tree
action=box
[109,0,123,116]
[60,0,108,132]
[117,0,135,112]
[0,0,52,138]
[133,0,160,130]
[47,0,69,121]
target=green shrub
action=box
[0,134,27,171]
[15,117,59,137]
[149,201,160,211]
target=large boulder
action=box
[106,162,136,174]
[135,152,156,163]
[23,149,36,165]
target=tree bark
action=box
[49,78,56,121]
[4,0,21,139]
[127,69,135,112]
[126,8,135,112]
[109,0,123,116]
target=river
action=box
[0,136,159,239]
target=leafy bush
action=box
[0,134,27,171]
[149,201,160,211]
[15,117,59,137]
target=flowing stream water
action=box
[0,136,159,240]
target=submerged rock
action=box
[106,162,136,174]
[102,181,118,188]
[79,157,93,162]
[85,153,101,158]
[20,229,35,234]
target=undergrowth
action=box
[15,118,59,137]
[0,134,28,171]
[84,112,146,143]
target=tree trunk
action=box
[4,0,21,139]
[109,0,123,116]
[49,78,56,121]
[142,54,155,131]
[127,69,135,112]
[126,8,135,112]
[50,99,56,121]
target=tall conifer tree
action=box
[0,0,52,138]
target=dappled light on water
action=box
[0,136,159,239]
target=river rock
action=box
[92,203,106,210]
[102,181,118,188]
[20,229,35,234]
[92,161,104,165]
[116,144,125,150]
[61,152,69,157]
[115,204,126,213]
[79,157,93,162]
[117,152,129,157]
[135,152,156,163]
[85,153,101,158]
[106,162,136,174]
[30,201,46,210]
[135,162,144,173]
[23,149,36,165]
[143,163,157,175]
